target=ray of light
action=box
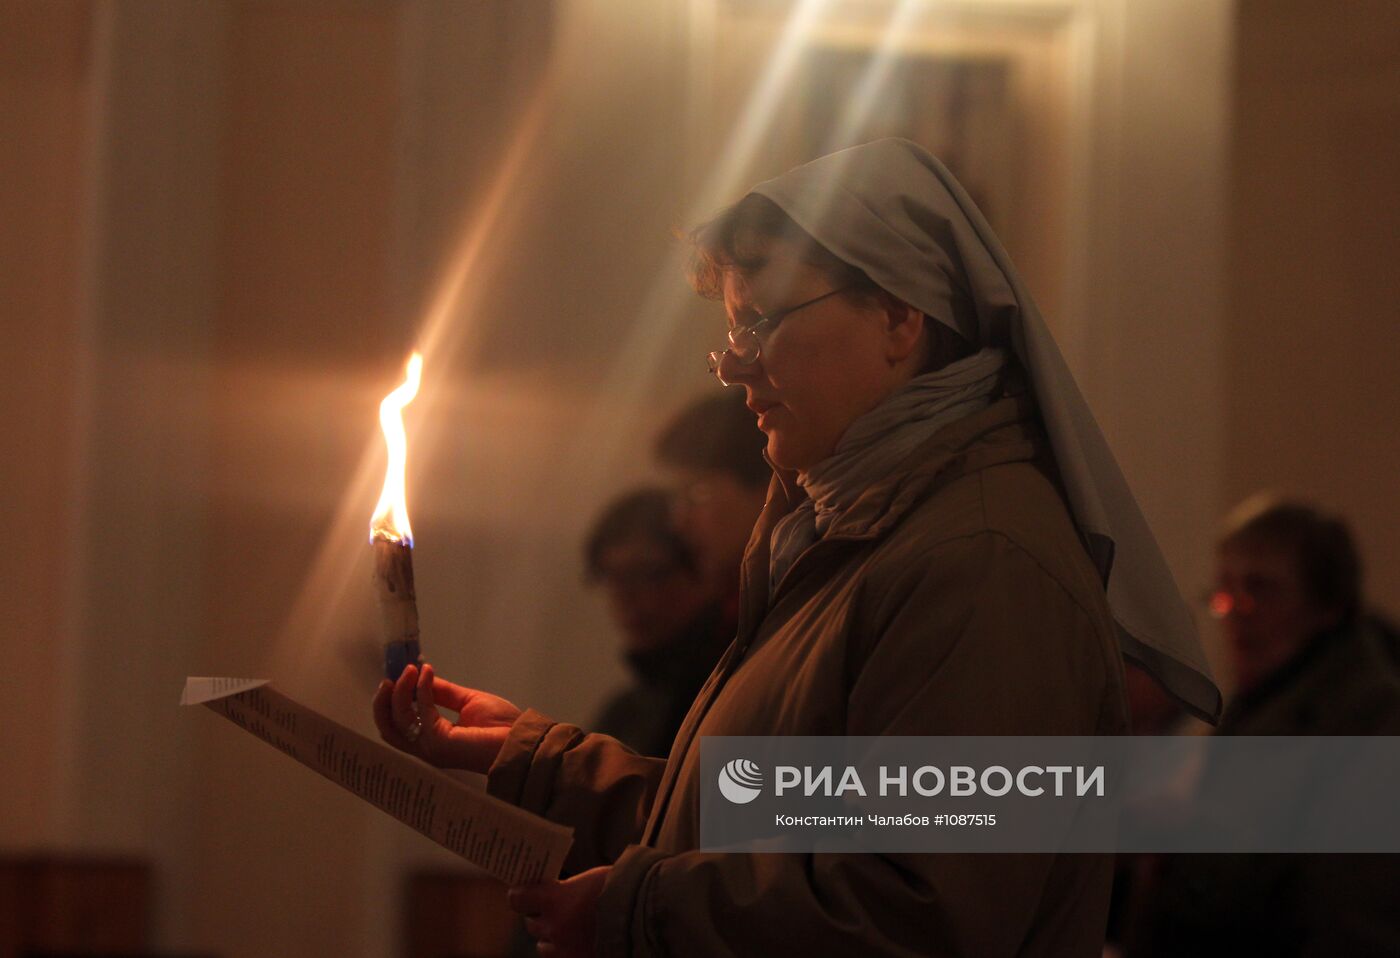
[269,0,919,682]
[456,0,849,697]
[822,0,923,153]
[268,68,560,676]
[694,0,838,220]
[549,0,839,495]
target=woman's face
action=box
[716,238,920,472]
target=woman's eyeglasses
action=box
[706,285,853,386]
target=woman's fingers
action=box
[391,664,420,734]
[416,665,446,733]
[426,672,474,711]
[510,876,599,958]
[428,672,521,730]
[367,662,515,772]
[372,679,410,749]
[507,881,554,917]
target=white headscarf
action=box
[751,138,1221,722]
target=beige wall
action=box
[194,6,400,955]
[0,0,92,851]
[1227,0,1400,621]
[1079,0,1234,681]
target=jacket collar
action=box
[737,393,1045,641]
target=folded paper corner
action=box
[180,676,271,706]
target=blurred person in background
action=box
[583,487,726,759]
[1210,494,1400,716]
[1122,494,1400,957]
[375,139,1220,957]
[653,390,769,635]
[508,488,725,958]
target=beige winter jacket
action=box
[487,394,1129,957]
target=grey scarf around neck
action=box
[768,348,1006,596]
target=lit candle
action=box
[370,353,423,680]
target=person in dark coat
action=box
[583,487,729,759]
[1124,495,1400,958]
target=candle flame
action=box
[370,353,422,545]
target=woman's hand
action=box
[372,663,521,773]
[508,865,610,958]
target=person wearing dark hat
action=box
[374,139,1219,957]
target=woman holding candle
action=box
[374,139,1219,957]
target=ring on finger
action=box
[403,717,423,743]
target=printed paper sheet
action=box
[182,677,573,883]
